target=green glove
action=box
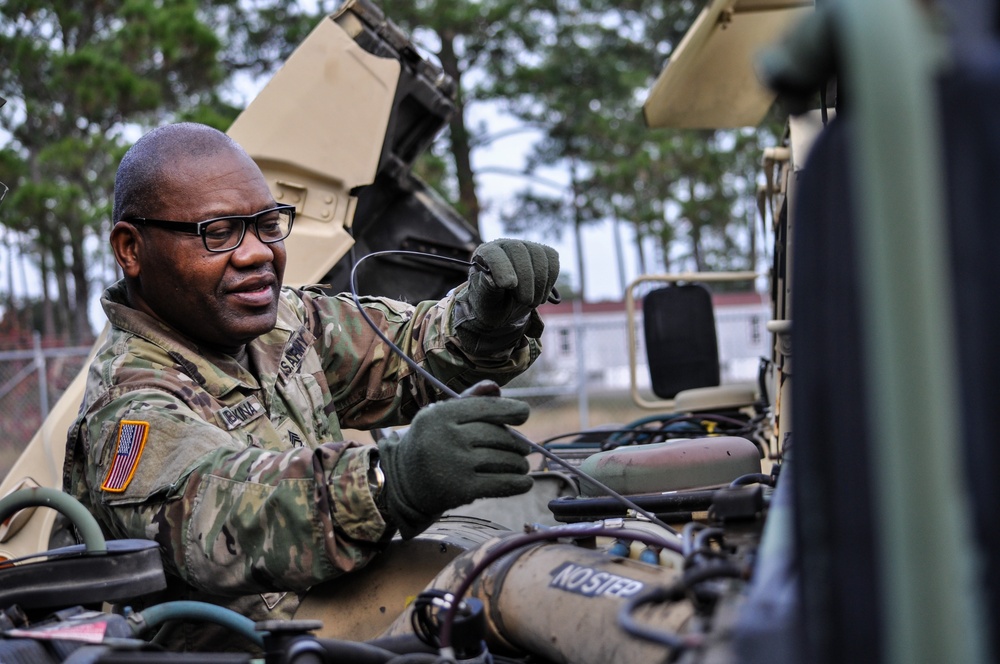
[377,382,533,539]
[454,239,560,353]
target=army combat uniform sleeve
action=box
[72,385,387,595]
[292,286,542,429]
[64,285,399,597]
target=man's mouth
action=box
[227,276,277,307]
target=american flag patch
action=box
[101,420,150,492]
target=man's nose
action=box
[230,225,274,266]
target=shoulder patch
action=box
[101,420,150,493]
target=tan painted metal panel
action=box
[228,16,400,287]
[643,0,812,129]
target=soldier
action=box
[62,122,559,651]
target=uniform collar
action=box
[102,281,297,399]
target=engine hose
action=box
[549,489,718,523]
[681,522,706,558]
[126,600,263,648]
[416,526,681,662]
[729,472,774,488]
[618,586,699,651]
[312,637,408,664]
[0,487,106,555]
[618,562,745,650]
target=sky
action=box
[465,109,647,303]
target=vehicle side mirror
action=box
[643,284,720,398]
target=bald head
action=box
[113,123,247,224]
[109,122,285,352]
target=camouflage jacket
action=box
[63,280,540,650]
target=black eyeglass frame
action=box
[121,204,296,253]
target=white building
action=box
[529,291,771,392]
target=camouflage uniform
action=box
[63,280,540,651]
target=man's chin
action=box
[207,311,279,351]
[234,314,279,342]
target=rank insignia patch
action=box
[101,420,149,492]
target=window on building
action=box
[559,328,572,354]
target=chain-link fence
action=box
[0,335,90,478]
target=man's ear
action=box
[110,222,142,279]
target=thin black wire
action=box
[349,250,472,396]
[348,250,679,534]
[410,589,453,648]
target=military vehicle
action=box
[2,0,998,662]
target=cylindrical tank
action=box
[384,529,691,664]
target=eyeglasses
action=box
[122,205,295,253]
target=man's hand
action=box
[377,382,533,539]
[453,238,559,353]
[467,238,560,329]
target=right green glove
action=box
[453,239,560,355]
[377,385,533,539]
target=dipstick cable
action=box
[348,249,678,535]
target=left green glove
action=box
[377,381,533,539]
[454,238,560,352]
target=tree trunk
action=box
[612,216,627,298]
[688,180,705,272]
[38,252,55,339]
[570,161,586,300]
[438,33,481,232]
[690,224,704,273]
[658,234,671,273]
[69,224,93,343]
[635,231,647,275]
[52,242,72,342]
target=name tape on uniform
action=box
[216,396,265,430]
